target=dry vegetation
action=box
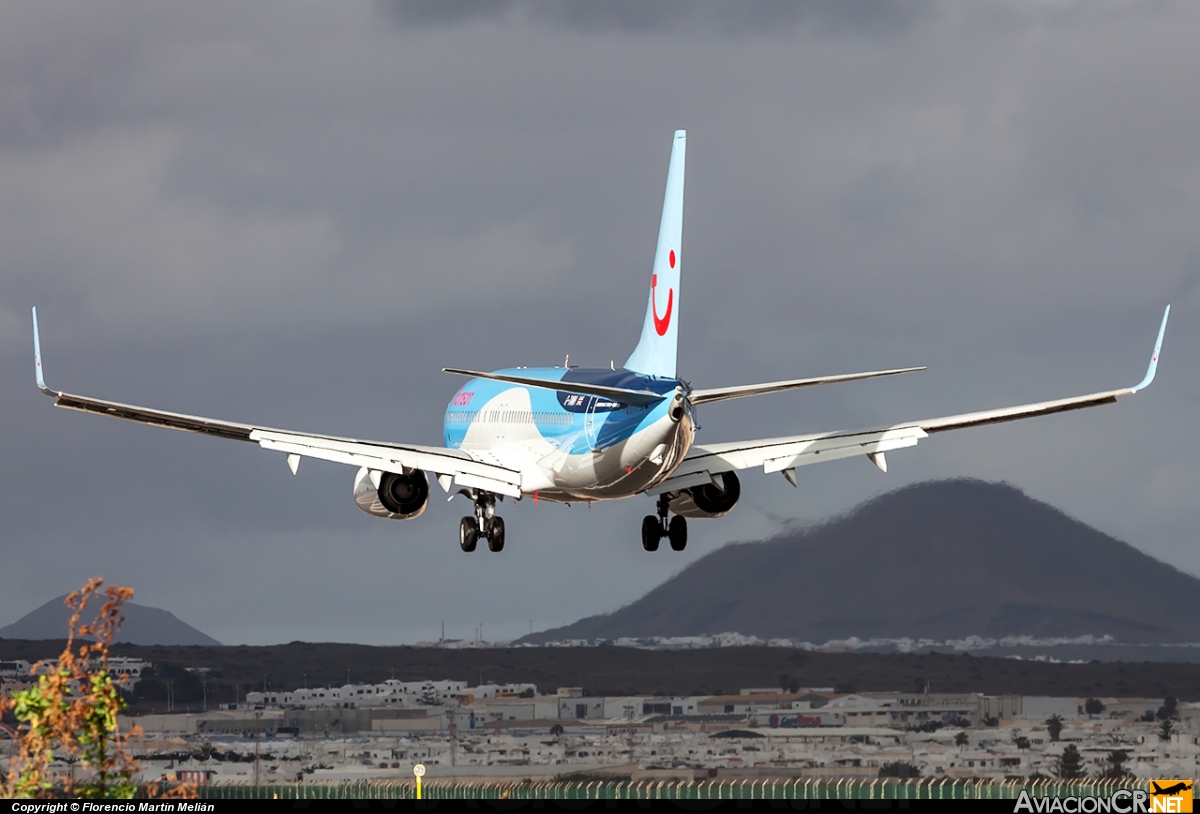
[0,579,195,799]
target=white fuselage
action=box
[448,381,694,502]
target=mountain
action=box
[525,479,1200,644]
[0,597,221,646]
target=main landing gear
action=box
[460,492,506,553]
[642,494,687,552]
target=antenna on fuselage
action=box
[564,354,569,368]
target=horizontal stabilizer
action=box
[442,368,666,407]
[689,366,925,406]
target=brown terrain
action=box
[2,639,1198,714]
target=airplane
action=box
[1151,782,1193,796]
[31,130,1170,554]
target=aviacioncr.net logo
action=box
[1015,784,1195,814]
[1149,781,1194,813]
[1015,789,1154,813]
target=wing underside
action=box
[32,310,523,497]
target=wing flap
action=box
[761,427,925,473]
[452,472,522,498]
[651,427,926,493]
[251,430,521,490]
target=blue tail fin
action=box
[625,130,685,379]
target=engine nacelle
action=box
[667,471,741,519]
[353,467,430,520]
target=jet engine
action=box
[353,467,430,520]
[667,471,741,519]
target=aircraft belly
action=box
[453,387,694,503]
[536,415,693,502]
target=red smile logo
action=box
[652,250,675,336]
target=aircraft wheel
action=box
[641,516,661,552]
[668,515,688,551]
[459,516,479,552]
[487,517,506,552]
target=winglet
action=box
[1131,304,1170,392]
[31,306,54,396]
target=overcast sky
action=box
[2,1,1198,646]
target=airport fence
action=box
[196,777,1152,800]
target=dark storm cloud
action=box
[383,0,519,27]
[381,0,927,37]
[1,2,1197,647]
[0,11,153,151]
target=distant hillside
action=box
[525,479,1200,644]
[0,596,221,647]
[1,640,1198,704]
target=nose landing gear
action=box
[642,494,687,552]
[459,492,506,553]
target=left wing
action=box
[652,306,1170,493]
[31,308,523,498]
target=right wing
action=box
[688,365,925,406]
[31,308,523,498]
[652,306,1170,493]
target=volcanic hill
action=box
[0,596,221,647]
[525,479,1200,644]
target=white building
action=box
[470,696,561,723]
[0,660,32,679]
[107,657,152,686]
[2,657,150,688]
[601,696,706,719]
[247,679,492,710]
